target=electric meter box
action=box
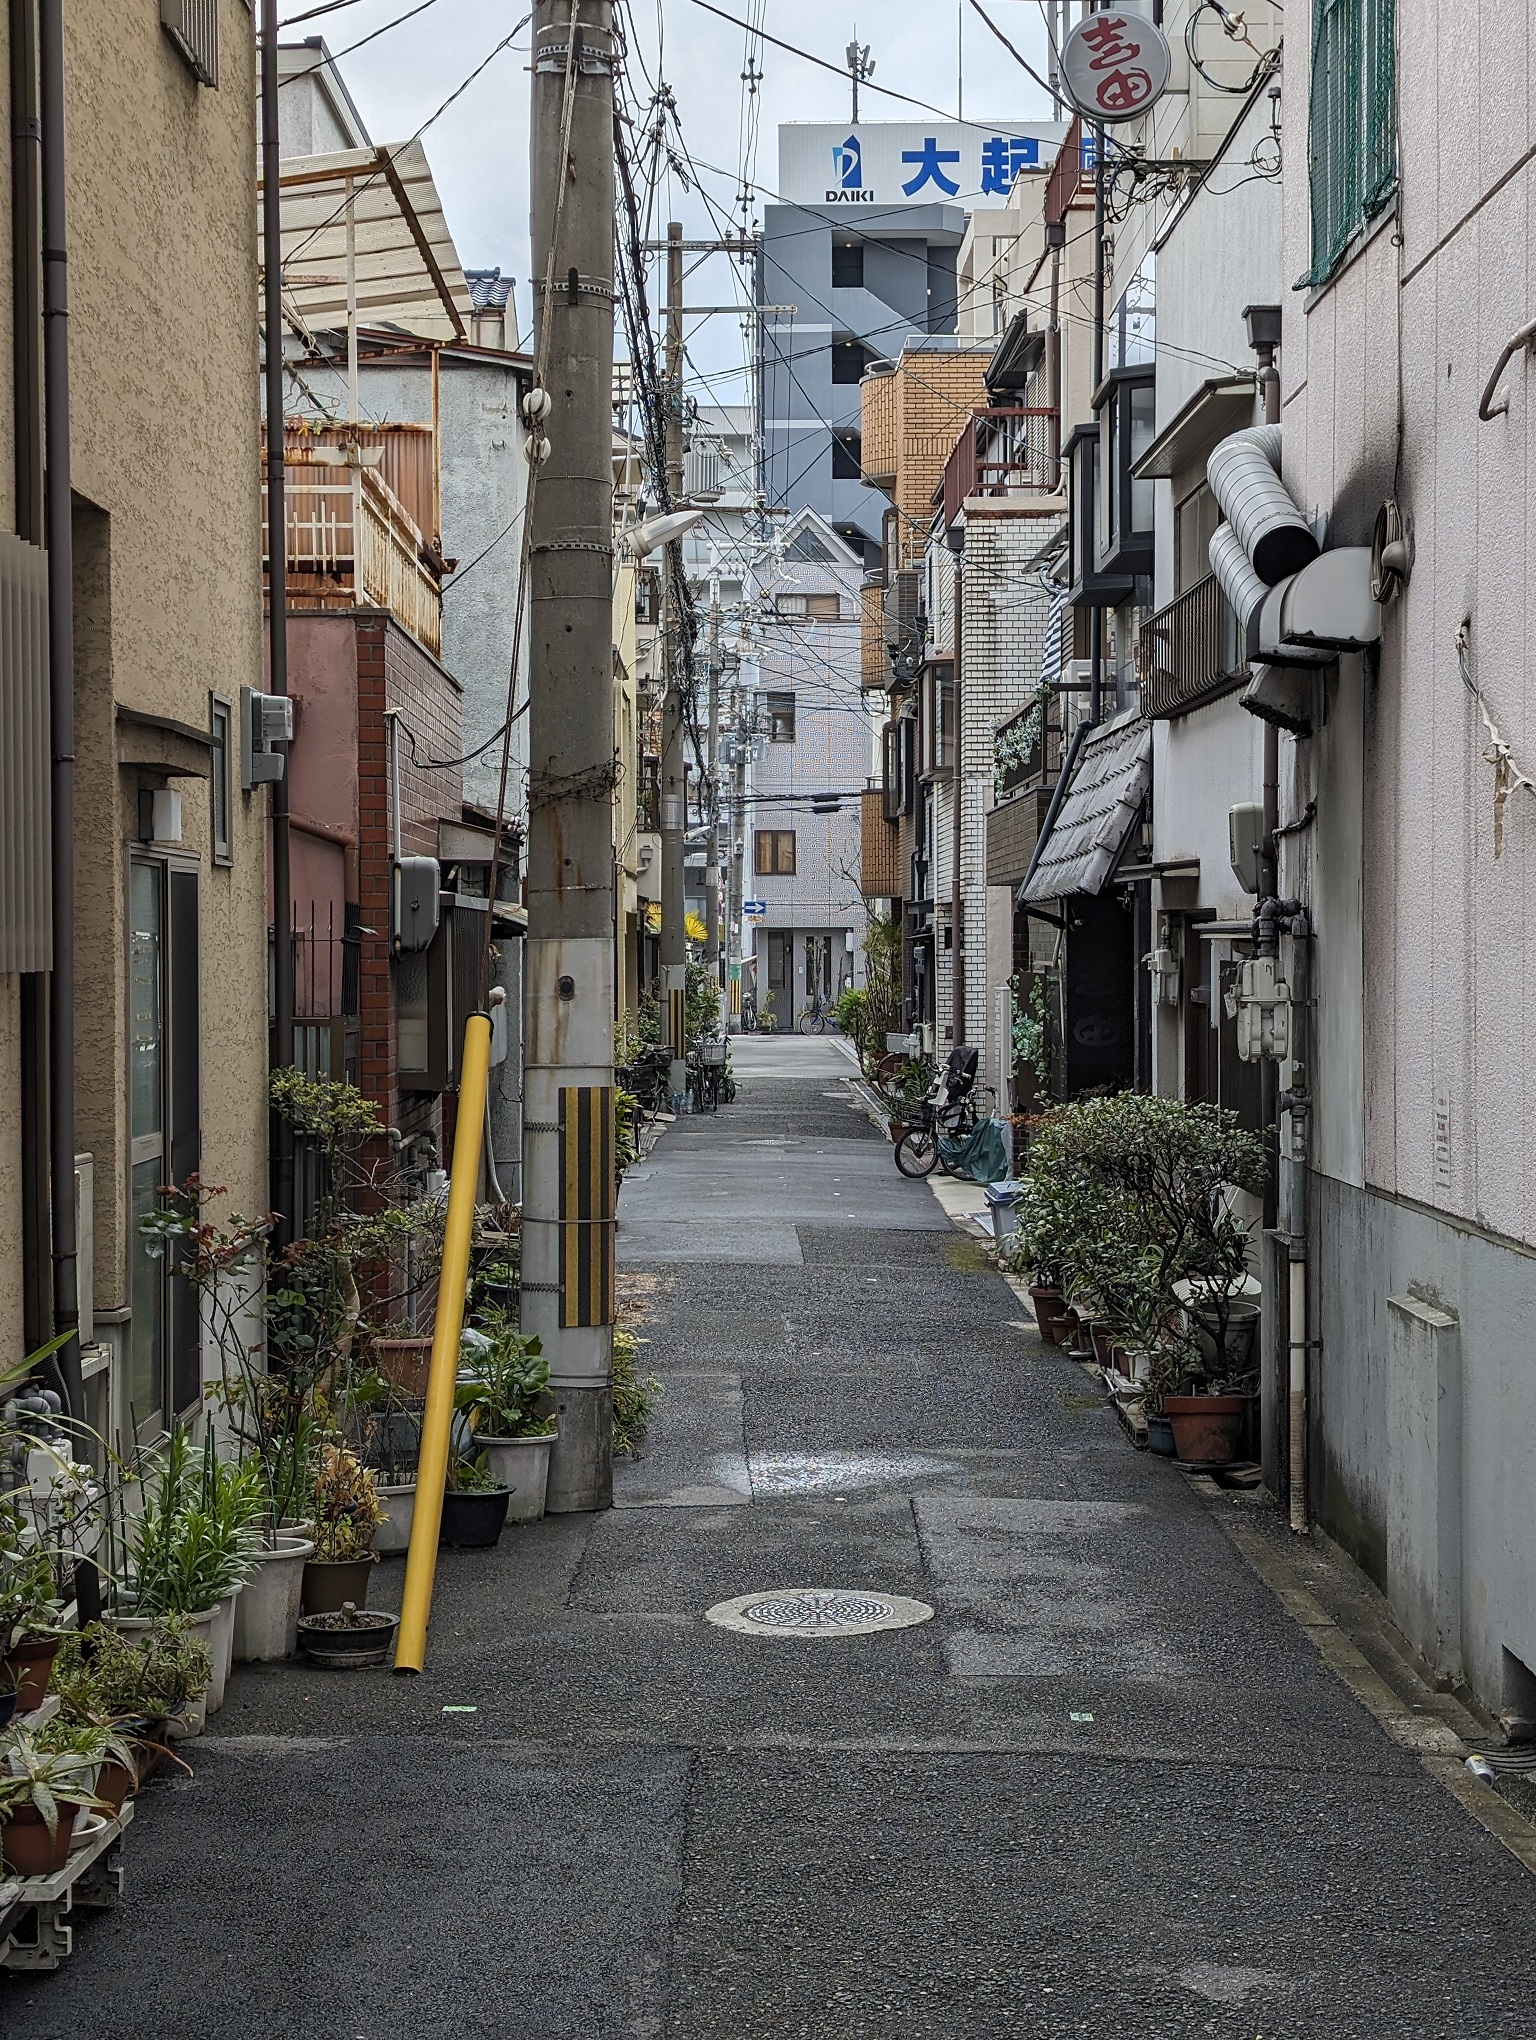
[1229,802,1264,895]
[393,856,442,954]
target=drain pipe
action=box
[1279,909,1312,1534]
[40,0,82,1429]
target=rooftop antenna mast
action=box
[845,34,873,121]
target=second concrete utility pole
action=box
[523,0,617,1513]
[659,218,689,1098]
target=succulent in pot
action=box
[439,1453,514,1549]
[0,1726,106,1878]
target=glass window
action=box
[831,338,869,385]
[210,696,233,864]
[1306,0,1397,287]
[1129,380,1156,534]
[129,862,163,1144]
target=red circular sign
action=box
[1059,11,1172,125]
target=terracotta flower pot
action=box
[1028,1287,1072,1346]
[95,1759,137,1814]
[1164,1393,1247,1466]
[2,1636,61,1713]
[3,1802,78,1878]
[1089,1323,1124,1369]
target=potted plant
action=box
[457,1331,554,1525]
[439,1454,514,1549]
[121,1430,256,1715]
[0,1507,65,1713]
[51,1617,213,1764]
[338,1366,420,1556]
[302,1444,384,1613]
[295,1601,400,1669]
[0,1725,107,1877]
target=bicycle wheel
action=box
[796,1006,818,1034]
[895,1126,939,1178]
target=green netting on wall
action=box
[1303,0,1397,289]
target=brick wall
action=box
[859,348,990,569]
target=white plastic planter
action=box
[477,1432,555,1524]
[373,1484,417,1555]
[232,1537,315,1663]
[111,1608,217,1737]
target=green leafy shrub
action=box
[612,1323,660,1458]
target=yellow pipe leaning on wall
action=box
[394,1011,492,1674]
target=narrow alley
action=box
[4,1040,1532,2038]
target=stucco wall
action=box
[4,10,267,1376]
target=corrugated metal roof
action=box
[1018,710,1151,903]
[466,268,514,313]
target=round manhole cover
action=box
[705,1587,934,1638]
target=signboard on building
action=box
[743,899,767,921]
[1058,12,1172,125]
[778,122,1065,208]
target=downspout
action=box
[39,0,81,1426]
[1258,366,1281,1231]
[261,0,296,1243]
[13,0,50,1357]
[950,560,964,1044]
[1088,117,1106,728]
[1280,910,1312,1533]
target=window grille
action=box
[1304,0,1395,289]
[161,0,219,87]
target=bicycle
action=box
[892,1050,990,1180]
[740,990,758,1032]
[797,991,835,1035]
[688,1034,728,1113]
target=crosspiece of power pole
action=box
[523,0,617,1515]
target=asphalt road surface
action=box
[7,1036,1534,2037]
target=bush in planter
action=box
[309,1443,384,1563]
[125,1430,261,1617]
[52,1617,213,1727]
[0,1504,65,1660]
[456,1331,553,1442]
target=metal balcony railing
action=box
[940,407,1056,526]
[1044,115,1091,228]
[1139,572,1247,720]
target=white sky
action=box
[278,0,1057,399]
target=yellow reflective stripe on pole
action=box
[393,1010,491,1674]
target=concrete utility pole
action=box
[727,681,747,1028]
[704,588,722,988]
[524,0,617,1514]
[658,219,689,1098]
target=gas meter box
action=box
[1235,955,1291,1062]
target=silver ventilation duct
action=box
[1208,520,1269,630]
[1207,424,1319,585]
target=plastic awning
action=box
[1018,711,1152,904]
[263,141,474,343]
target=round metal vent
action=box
[704,1587,934,1639]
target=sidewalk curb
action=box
[1207,1508,1536,1877]
[991,1254,1536,1880]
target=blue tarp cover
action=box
[938,1118,1009,1184]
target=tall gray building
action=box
[758,120,1060,564]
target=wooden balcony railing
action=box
[1138,571,1245,721]
[940,407,1056,526]
[262,449,444,659]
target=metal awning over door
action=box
[1018,710,1151,904]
